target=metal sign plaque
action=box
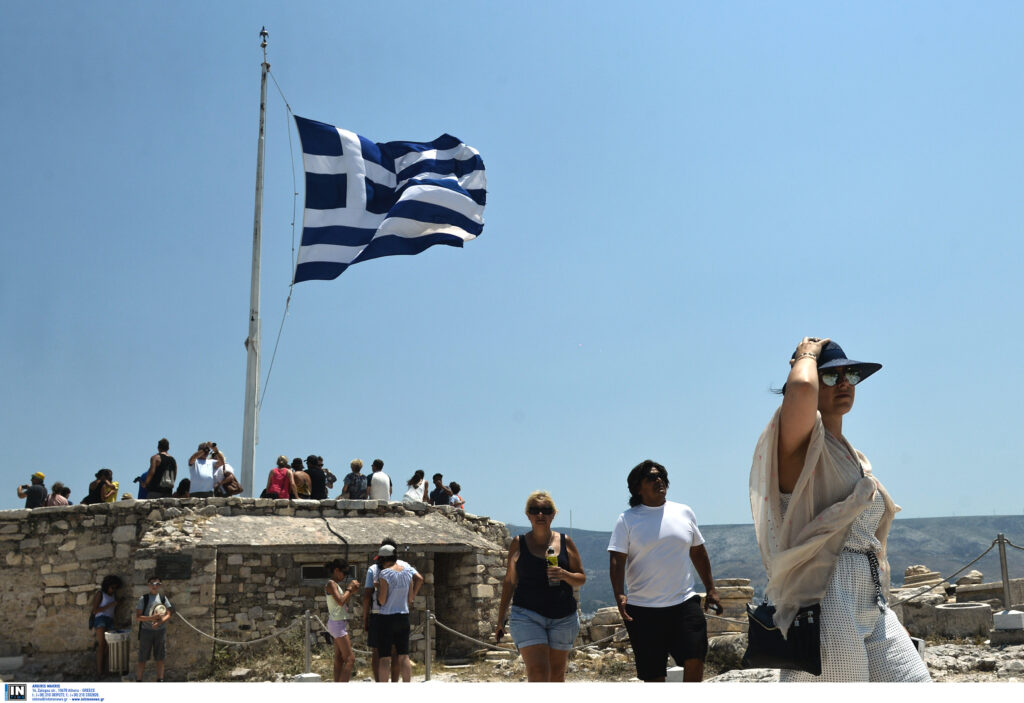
[155,554,193,580]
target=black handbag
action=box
[741,601,822,675]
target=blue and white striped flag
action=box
[292,116,486,283]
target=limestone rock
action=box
[590,606,622,626]
[956,570,984,586]
[706,633,747,672]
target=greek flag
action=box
[292,116,486,283]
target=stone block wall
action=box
[956,578,1024,609]
[0,497,509,680]
[0,503,147,677]
[432,549,508,657]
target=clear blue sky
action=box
[2,2,1022,530]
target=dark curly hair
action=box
[100,574,123,592]
[627,459,669,507]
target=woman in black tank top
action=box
[495,491,586,681]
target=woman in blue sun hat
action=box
[749,338,931,682]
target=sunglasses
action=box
[527,506,554,515]
[820,369,862,387]
[641,471,668,482]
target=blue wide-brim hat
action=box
[817,341,882,382]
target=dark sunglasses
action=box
[527,506,554,515]
[820,369,862,387]
[641,471,668,482]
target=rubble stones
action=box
[956,570,984,586]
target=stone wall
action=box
[0,497,509,680]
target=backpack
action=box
[158,467,175,490]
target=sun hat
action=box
[378,544,397,558]
[815,341,882,382]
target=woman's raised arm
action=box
[778,337,830,493]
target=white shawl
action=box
[749,406,899,637]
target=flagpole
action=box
[241,27,269,497]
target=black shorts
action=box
[374,613,410,656]
[367,613,380,650]
[623,596,708,681]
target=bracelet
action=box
[794,352,818,362]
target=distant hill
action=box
[508,515,1024,614]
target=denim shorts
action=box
[509,605,579,651]
[93,614,114,630]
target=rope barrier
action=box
[175,611,300,645]
[888,539,998,607]
[1004,537,1024,552]
[430,614,515,653]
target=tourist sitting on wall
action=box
[306,454,328,500]
[340,459,368,500]
[448,482,465,511]
[83,468,117,505]
[265,455,297,499]
[16,471,48,509]
[374,545,424,683]
[401,470,429,504]
[428,473,451,506]
[172,479,190,498]
[291,457,312,499]
[367,459,392,502]
[324,558,361,682]
[495,491,585,682]
[45,481,69,507]
[89,574,123,678]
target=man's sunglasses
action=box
[527,506,554,515]
[641,471,668,482]
[820,369,862,387]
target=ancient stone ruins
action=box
[1,497,507,679]
[2,498,1023,681]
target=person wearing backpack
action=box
[144,438,177,499]
[135,576,174,682]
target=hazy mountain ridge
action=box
[508,515,1024,613]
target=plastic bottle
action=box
[546,547,560,586]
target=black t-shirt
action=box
[308,465,327,500]
[25,484,47,508]
[429,486,449,506]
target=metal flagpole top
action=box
[260,26,269,66]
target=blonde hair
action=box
[524,490,557,514]
[350,458,363,470]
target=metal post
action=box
[304,610,312,672]
[998,533,1012,611]
[425,609,432,681]
[241,27,269,497]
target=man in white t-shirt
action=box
[187,442,224,498]
[367,459,391,501]
[608,459,722,682]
